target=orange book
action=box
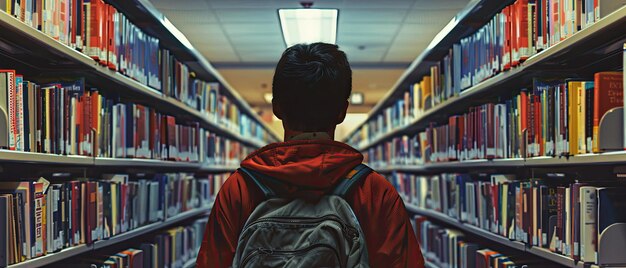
[90,90,100,155]
[107,4,117,70]
[592,71,623,152]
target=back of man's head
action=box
[272,42,352,132]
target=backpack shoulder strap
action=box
[238,167,277,199]
[331,164,373,198]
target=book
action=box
[592,72,623,152]
[395,172,626,265]
[0,173,220,266]
[347,1,625,149]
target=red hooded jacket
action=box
[196,139,424,267]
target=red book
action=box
[75,96,83,155]
[502,6,512,70]
[560,0,567,40]
[87,0,103,62]
[552,0,560,44]
[86,181,97,244]
[120,183,127,233]
[49,86,56,154]
[82,93,91,156]
[61,90,72,154]
[35,83,43,152]
[70,0,77,48]
[148,109,157,159]
[511,1,520,67]
[166,116,177,160]
[555,186,565,253]
[90,90,100,156]
[592,71,623,152]
[160,116,168,160]
[80,182,87,244]
[459,114,466,157]
[70,181,80,245]
[136,105,145,158]
[517,0,530,61]
[107,4,117,70]
[0,70,17,150]
[486,103,495,159]
[534,94,543,155]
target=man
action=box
[196,43,424,268]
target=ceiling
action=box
[148,0,470,111]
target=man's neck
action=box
[284,129,334,141]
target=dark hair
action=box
[272,42,352,131]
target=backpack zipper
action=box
[240,244,344,268]
[242,214,359,240]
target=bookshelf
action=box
[348,5,626,151]
[348,0,626,267]
[0,9,279,149]
[405,203,585,268]
[8,205,212,268]
[0,0,272,267]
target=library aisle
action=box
[0,0,624,268]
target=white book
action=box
[580,186,597,263]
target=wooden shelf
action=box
[8,205,212,268]
[349,6,626,151]
[405,203,585,267]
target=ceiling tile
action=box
[150,0,210,11]
[404,8,459,24]
[383,44,428,62]
[396,23,445,37]
[341,47,387,63]
[221,23,282,35]
[199,46,240,62]
[227,33,284,45]
[338,23,400,36]
[413,0,470,10]
[214,8,278,23]
[158,9,217,24]
[341,0,415,9]
[237,51,283,62]
[207,0,278,9]
[339,9,408,23]
[338,34,394,48]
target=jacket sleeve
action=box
[196,172,260,268]
[349,172,425,268]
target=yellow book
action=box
[421,76,432,110]
[111,183,118,236]
[568,81,581,155]
[577,82,586,154]
[412,83,421,118]
[4,0,11,13]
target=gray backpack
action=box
[232,164,372,268]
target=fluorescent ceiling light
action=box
[264,93,273,104]
[350,92,364,105]
[278,9,338,47]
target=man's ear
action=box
[336,100,349,125]
[272,99,283,120]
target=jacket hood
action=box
[240,140,363,191]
